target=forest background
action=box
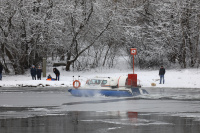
[1,0,200,75]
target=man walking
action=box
[159,66,165,84]
[0,63,3,81]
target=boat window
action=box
[89,79,102,84]
[96,80,101,84]
[101,80,107,85]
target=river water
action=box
[0,87,200,133]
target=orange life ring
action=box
[73,80,81,89]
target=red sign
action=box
[130,48,137,55]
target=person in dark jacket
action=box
[47,74,52,79]
[159,66,165,84]
[0,64,3,81]
[36,66,42,80]
[30,65,37,80]
[53,68,60,81]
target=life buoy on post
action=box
[73,80,81,89]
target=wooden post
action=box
[43,58,46,77]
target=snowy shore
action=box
[0,67,200,89]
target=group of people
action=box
[47,68,60,81]
[30,65,60,81]
[30,65,42,80]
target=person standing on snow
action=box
[30,65,37,80]
[0,63,3,81]
[36,66,42,80]
[159,66,165,84]
[53,68,60,81]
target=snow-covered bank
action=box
[0,67,200,88]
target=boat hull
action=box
[68,87,147,97]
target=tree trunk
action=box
[66,61,72,71]
[66,52,72,71]
[102,46,111,67]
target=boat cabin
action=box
[85,76,133,88]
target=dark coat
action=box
[37,68,42,77]
[53,68,60,75]
[0,64,3,73]
[159,68,165,75]
[31,67,37,76]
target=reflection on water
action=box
[0,111,200,133]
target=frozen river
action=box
[0,87,200,133]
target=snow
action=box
[0,66,200,89]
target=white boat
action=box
[68,76,148,97]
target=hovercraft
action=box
[68,76,148,97]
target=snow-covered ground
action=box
[0,66,200,88]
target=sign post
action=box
[130,48,137,74]
[127,48,138,87]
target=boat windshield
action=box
[101,80,107,85]
[88,79,102,85]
